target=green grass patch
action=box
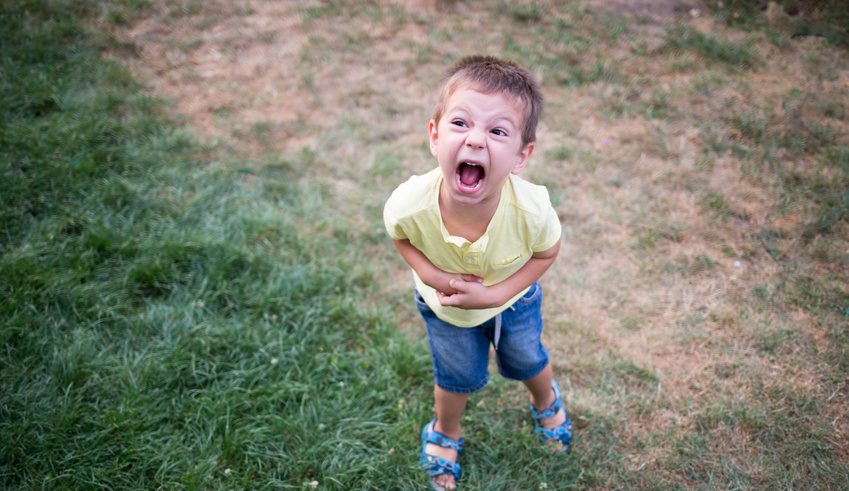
[635,222,684,251]
[688,385,849,489]
[709,91,847,242]
[604,86,672,120]
[545,145,574,162]
[664,25,759,69]
[699,190,736,220]
[710,0,849,50]
[0,2,427,488]
[555,60,621,87]
[508,4,542,24]
[803,146,849,239]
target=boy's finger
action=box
[448,280,474,293]
[460,274,483,283]
[439,293,467,306]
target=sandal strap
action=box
[420,419,463,480]
[535,418,573,445]
[421,454,462,479]
[530,380,564,421]
[529,380,573,451]
[423,420,464,452]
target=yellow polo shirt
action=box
[384,167,561,327]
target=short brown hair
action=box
[432,55,543,146]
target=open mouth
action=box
[455,161,485,194]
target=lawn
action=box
[2,0,847,489]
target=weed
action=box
[542,180,565,208]
[301,2,339,22]
[545,145,573,162]
[621,316,644,331]
[643,89,670,119]
[584,8,628,42]
[166,0,202,18]
[664,25,759,68]
[249,121,273,143]
[729,111,766,142]
[695,152,716,172]
[606,87,671,120]
[803,186,849,240]
[552,20,590,53]
[700,190,734,219]
[681,254,718,276]
[556,61,620,87]
[369,146,403,179]
[508,4,541,24]
[635,220,684,250]
[786,275,849,320]
[817,100,846,121]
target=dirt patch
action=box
[601,0,704,19]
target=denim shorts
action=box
[415,281,550,394]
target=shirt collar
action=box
[434,173,509,252]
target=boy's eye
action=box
[451,120,467,127]
[491,128,507,137]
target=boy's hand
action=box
[436,278,503,309]
[394,239,483,296]
[432,272,482,296]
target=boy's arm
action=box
[437,240,560,309]
[393,239,481,295]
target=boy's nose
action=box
[465,129,486,149]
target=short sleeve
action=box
[383,191,408,240]
[531,201,561,252]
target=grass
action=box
[0,2,426,488]
[507,4,541,24]
[3,0,849,489]
[664,25,759,68]
[719,92,849,239]
[710,0,849,50]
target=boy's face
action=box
[429,85,534,208]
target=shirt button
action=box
[465,257,474,264]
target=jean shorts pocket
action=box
[414,289,431,310]
[515,281,541,305]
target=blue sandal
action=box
[530,380,573,452]
[420,419,464,489]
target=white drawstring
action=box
[493,305,516,350]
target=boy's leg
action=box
[415,289,488,488]
[522,362,567,428]
[433,386,469,439]
[494,283,568,431]
[428,386,469,490]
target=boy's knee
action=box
[436,375,489,394]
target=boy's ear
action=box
[511,141,535,174]
[428,120,438,157]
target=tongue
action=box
[459,164,483,186]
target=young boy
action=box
[383,56,572,490]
